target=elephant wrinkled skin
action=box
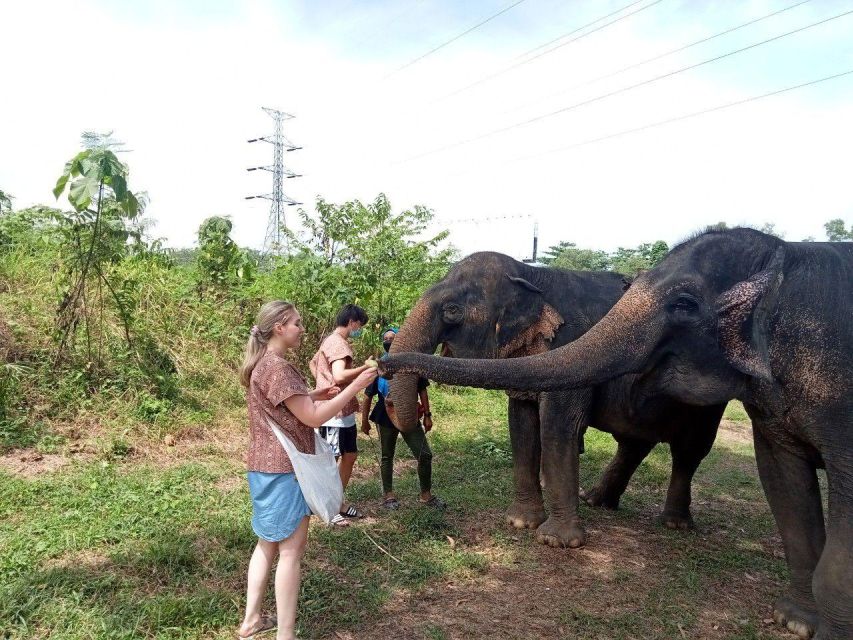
[387,251,724,548]
[383,230,853,639]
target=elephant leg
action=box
[753,424,823,639]
[811,451,853,639]
[535,390,588,549]
[505,398,546,530]
[660,406,722,530]
[582,437,654,510]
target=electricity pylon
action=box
[246,107,302,255]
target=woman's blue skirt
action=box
[247,471,311,542]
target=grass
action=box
[0,390,788,639]
[724,400,751,423]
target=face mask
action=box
[383,340,393,352]
[350,328,363,338]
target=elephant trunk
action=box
[386,297,441,432]
[384,282,664,392]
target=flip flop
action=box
[340,505,365,518]
[330,513,350,527]
[420,496,447,510]
[236,614,276,639]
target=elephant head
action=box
[386,252,564,431]
[384,229,785,406]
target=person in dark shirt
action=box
[361,328,445,510]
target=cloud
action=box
[1,0,850,258]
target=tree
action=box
[540,241,610,271]
[614,241,669,275]
[281,193,455,331]
[0,206,63,256]
[52,147,145,366]
[759,222,785,238]
[541,239,669,276]
[0,190,12,214]
[196,216,255,292]
[824,219,853,241]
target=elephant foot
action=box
[580,485,620,510]
[659,510,694,531]
[535,516,586,549]
[505,501,546,530]
[773,593,818,639]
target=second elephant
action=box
[387,252,725,548]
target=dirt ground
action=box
[2,416,794,639]
[325,422,792,640]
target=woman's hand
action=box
[352,367,378,391]
[423,415,433,432]
[361,420,371,435]
[311,386,340,401]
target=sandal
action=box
[237,614,276,639]
[340,504,365,518]
[382,497,400,510]
[420,496,446,510]
[330,513,350,527]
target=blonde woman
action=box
[237,301,377,640]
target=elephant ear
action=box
[496,274,564,358]
[715,247,785,381]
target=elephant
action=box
[386,251,725,548]
[382,229,853,640]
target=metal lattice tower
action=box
[246,107,302,255]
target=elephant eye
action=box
[670,294,700,315]
[441,302,464,325]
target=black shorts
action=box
[319,425,358,457]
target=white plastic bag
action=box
[266,416,343,524]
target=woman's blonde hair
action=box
[239,300,297,388]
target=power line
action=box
[513,0,647,60]
[351,0,426,51]
[400,7,853,163]
[439,0,666,101]
[430,213,531,226]
[386,0,531,78]
[497,68,853,168]
[504,0,812,116]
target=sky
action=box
[1,0,852,260]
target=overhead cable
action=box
[400,7,853,163]
[440,0,666,100]
[505,0,813,115]
[386,0,531,78]
[513,0,647,60]
[351,0,426,50]
[512,68,853,163]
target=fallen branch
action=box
[362,529,401,564]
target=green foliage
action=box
[541,241,609,271]
[51,146,177,400]
[542,239,669,276]
[824,218,853,241]
[0,206,63,257]
[0,363,32,447]
[1,172,455,448]
[53,148,143,218]
[272,193,456,360]
[758,222,784,238]
[610,240,669,276]
[195,216,256,292]
[0,190,12,214]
